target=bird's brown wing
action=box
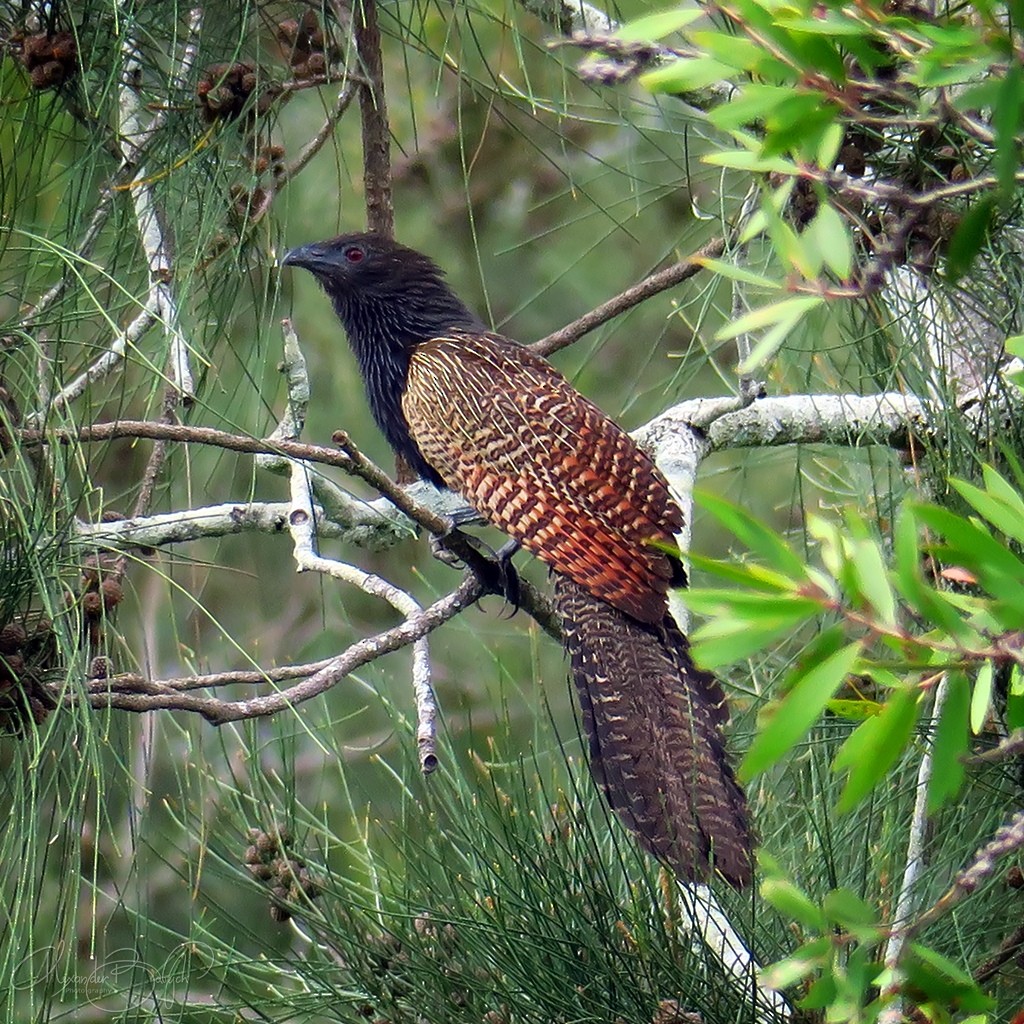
[403,331,683,625]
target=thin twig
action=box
[908,811,1024,936]
[80,576,482,723]
[974,922,1024,983]
[287,458,439,771]
[531,237,726,357]
[25,306,156,427]
[965,727,1024,765]
[277,82,359,184]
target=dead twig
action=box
[531,236,726,357]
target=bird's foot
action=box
[429,530,522,612]
[494,538,522,615]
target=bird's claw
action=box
[429,530,522,613]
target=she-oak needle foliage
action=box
[0,0,1022,1021]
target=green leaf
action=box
[816,123,844,169]
[822,887,879,936]
[926,672,969,813]
[1005,334,1024,360]
[946,196,995,281]
[914,504,1024,611]
[826,698,883,720]
[970,660,994,734]
[710,84,804,131]
[781,14,872,37]
[761,878,826,930]
[981,463,1024,509]
[690,613,810,669]
[703,149,802,174]
[905,944,995,1012]
[697,257,781,290]
[684,589,821,619]
[760,938,832,990]
[687,30,765,71]
[810,203,853,279]
[833,687,921,813]
[993,61,1024,197]
[695,492,809,578]
[894,507,973,638]
[1006,680,1024,730]
[760,954,821,990]
[736,298,824,374]
[687,552,800,593]
[740,639,862,780]
[641,57,736,94]
[951,475,1024,546]
[847,533,897,628]
[614,8,704,43]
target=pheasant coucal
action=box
[284,232,752,886]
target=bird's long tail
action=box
[553,576,753,887]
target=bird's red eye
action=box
[344,246,364,263]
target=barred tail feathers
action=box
[553,576,752,888]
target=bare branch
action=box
[678,884,792,1022]
[700,393,929,451]
[349,0,394,237]
[277,83,359,185]
[80,575,482,723]
[965,727,1024,765]
[271,317,438,772]
[908,811,1024,937]
[878,675,952,1024]
[118,34,194,404]
[531,237,726,357]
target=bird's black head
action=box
[283,232,484,346]
[283,232,482,486]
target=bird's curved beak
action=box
[282,242,327,271]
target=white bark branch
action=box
[118,35,195,403]
[679,884,792,1022]
[273,319,438,773]
[878,674,951,1024]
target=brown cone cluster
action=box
[0,615,57,732]
[275,8,340,80]
[71,555,124,650]
[244,827,320,922]
[16,30,77,90]
[197,61,271,122]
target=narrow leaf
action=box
[741,641,862,780]
[926,672,969,813]
[833,687,921,813]
[614,8,704,43]
[970,660,994,734]
[697,257,781,290]
[761,878,826,929]
[737,299,823,374]
[641,57,736,94]
[945,196,994,281]
[696,491,809,578]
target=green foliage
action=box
[690,465,1024,815]
[687,474,1024,1020]
[759,863,995,1023]
[3,1,1023,1022]
[616,0,1024,372]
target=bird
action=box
[284,232,753,887]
